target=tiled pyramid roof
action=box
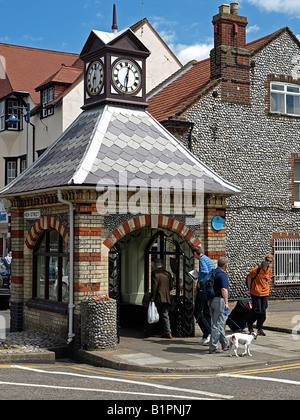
[0,105,241,197]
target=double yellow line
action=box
[66,362,300,380]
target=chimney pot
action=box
[230,2,239,15]
[219,4,230,14]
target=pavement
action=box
[1,300,299,372]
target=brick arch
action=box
[25,216,69,251]
[102,215,201,251]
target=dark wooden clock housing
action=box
[80,28,150,110]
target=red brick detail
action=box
[103,216,201,251]
[133,217,141,229]
[206,251,226,260]
[10,276,23,284]
[74,252,101,262]
[158,215,163,227]
[11,209,24,217]
[25,216,69,250]
[11,230,24,238]
[74,282,101,292]
[122,221,131,234]
[112,229,122,241]
[12,251,23,259]
[175,222,184,234]
[167,217,174,230]
[206,229,226,237]
[270,231,300,247]
[192,238,201,247]
[103,238,114,250]
[75,227,102,236]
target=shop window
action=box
[33,229,69,303]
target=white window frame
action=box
[270,82,300,117]
[6,160,17,184]
[7,99,21,131]
[274,238,300,285]
[294,161,300,207]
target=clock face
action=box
[112,59,141,94]
[86,60,104,96]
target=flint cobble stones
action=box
[81,299,117,350]
[182,32,300,298]
[0,330,66,357]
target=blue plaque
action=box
[212,216,223,231]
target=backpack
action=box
[198,269,216,302]
[245,263,262,289]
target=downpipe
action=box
[57,190,75,344]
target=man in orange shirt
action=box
[247,253,273,336]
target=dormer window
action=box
[42,86,54,117]
[270,82,300,116]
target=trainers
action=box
[258,329,266,336]
[198,335,211,345]
[222,346,229,351]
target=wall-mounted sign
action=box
[0,212,8,224]
[24,210,41,220]
[212,216,224,231]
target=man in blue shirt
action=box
[208,257,230,353]
[192,246,215,345]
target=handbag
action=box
[147,301,159,324]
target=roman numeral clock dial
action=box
[112,59,141,94]
[86,60,104,96]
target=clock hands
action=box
[124,67,130,88]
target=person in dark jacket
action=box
[151,259,173,338]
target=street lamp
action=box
[6,103,31,169]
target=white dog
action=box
[227,332,258,357]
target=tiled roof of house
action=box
[147,28,293,122]
[0,105,241,197]
[35,64,83,91]
[0,43,79,104]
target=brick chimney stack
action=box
[210,3,251,105]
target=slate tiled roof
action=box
[147,27,295,122]
[0,105,241,197]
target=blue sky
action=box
[0,0,300,64]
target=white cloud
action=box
[246,0,300,15]
[151,15,213,64]
[247,24,260,34]
[171,42,214,64]
[22,35,44,42]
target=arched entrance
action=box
[108,227,195,337]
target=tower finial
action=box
[112,4,118,33]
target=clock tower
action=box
[80,5,150,110]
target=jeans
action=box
[157,303,171,335]
[208,296,228,351]
[247,295,268,330]
[196,302,211,338]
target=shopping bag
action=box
[147,301,159,324]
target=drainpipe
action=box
[57,190,75,344]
